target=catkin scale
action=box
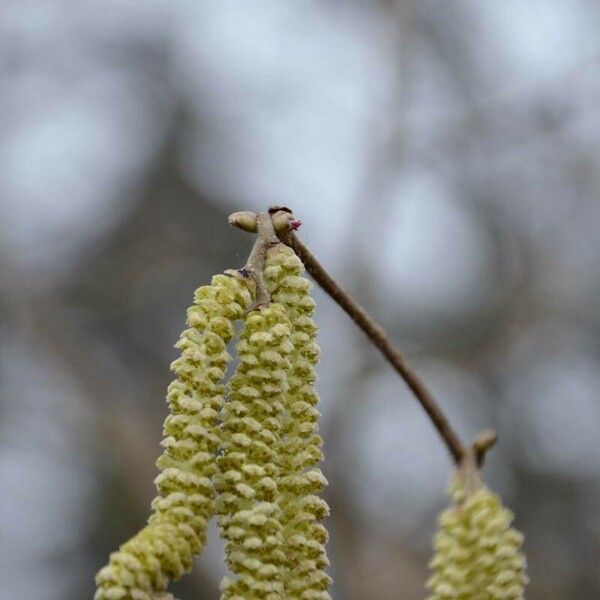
[264,243,332,600]
[427,474,528,600]
[95,273,252,600]
[215,302,294,600]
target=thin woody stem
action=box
[275,222,465,464]
[228,207,469,464]
[239,212,279,308]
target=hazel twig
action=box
[237,212,279,309]
[270,208,464,464]
[230,207,476,465]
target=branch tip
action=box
[268,205,293,215]
[472,429,498,467]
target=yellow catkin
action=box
[95,273,253,600]
[427,478,528,600]
[264,243,332,600]
[215,302,294,600]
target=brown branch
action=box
[268,208,465,464]
[229,207,475,464]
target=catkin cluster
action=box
[427,477,528,600]
[95,245,331,600]
[94,221,532,600]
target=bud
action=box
[270,210,295,234]
[228,211,258,232]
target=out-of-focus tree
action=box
[1,1,600,599]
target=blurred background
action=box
[2,1,600,599]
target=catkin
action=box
[215,302,294,600]
[264,243,332,600]
[95,273,252,600]
[427,476,528,600]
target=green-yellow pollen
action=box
[95,273,252,600]
[215,302,293,600]
[427,477,528,600]
[264,243,332,600]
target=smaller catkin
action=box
[264,243,332,600]
[215,302,294,600]
[427,474,528,600]
[95,273,252,600]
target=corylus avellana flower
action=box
[264,243,332,600]
[95,273,252,600]
[215,302,294,599]
[427,463,528,600]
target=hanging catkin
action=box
[427,463,528,600]
[264,243,332,600]
[215,302,294,599]
[95,273,252,600]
